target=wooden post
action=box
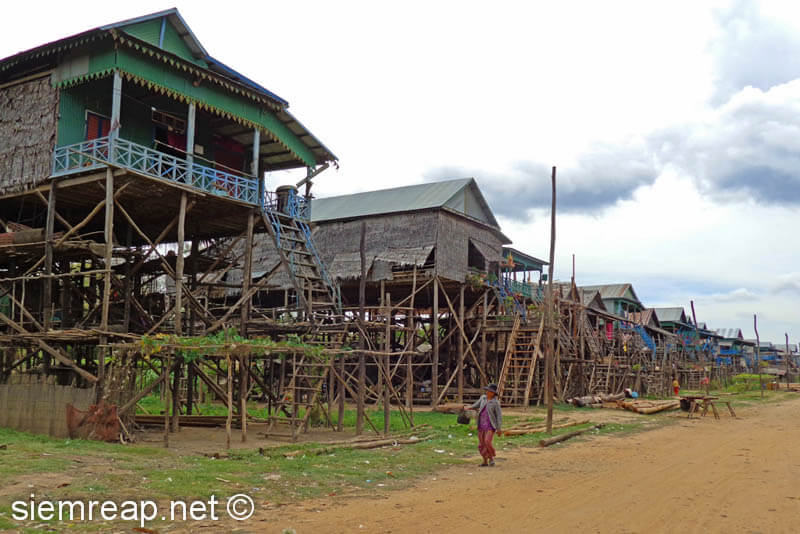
[98,169,114,404]
[251,128,260,183]
[171,360,181,432]
[240,354,248,442]
[174,192,187,335]
[186,102,196,165]
[457,284,465,403]
[240,210,255,336]
[337,352,345,431]
[100,169,114,331]
[480,290,488,387]
[43,184,57,330]
[186,356,195,415]
[431,277,439,406]
[226,354,233,449]
[356,221,367,435]
[123,225,133,332]
[163,357,170,448]
[786,332,790,386]
[384,292,391,434]
[546,166,557,433]
[189,236,198,337]
[406,266,417,420]
[109,70,122,160]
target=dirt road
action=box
[261,397,800,533]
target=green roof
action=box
[652,307,688,324]
[310,178,500,228]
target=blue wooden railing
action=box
[52,136,259,204]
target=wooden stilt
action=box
[43,183,56,331]
[337,352,345,431]
[431,277,439,407]
[226,354,233,449]
[384,292,391,434]
[356,222,367,435]
[240,210,254,336]
[175,192,187,336]
[457,284,465,403]
[240,354,248,442]
[481,291,488,386]
[163,357,170,448]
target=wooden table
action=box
[682,396,736,419]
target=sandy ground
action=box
[248,396,800,534]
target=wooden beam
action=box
[100,169,114,331]
[42,182,57,330]
[119,371,167,414]
[457,284,465,403]
[240,210,255,335]
[438,281,488,384]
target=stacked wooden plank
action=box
[618,399,680,414]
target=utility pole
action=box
[785,332,790,388]
[546,166,557,433]
[754,314,762,399]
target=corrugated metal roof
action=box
[714,328,743,340]
[579,283,641,304]
[652,307,687,323]
[502,247,548,269]
[310,178,499,227]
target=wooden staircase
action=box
[260,203,341,323]
[582,315,603,358]
[265,352,330,441]
[497,315,544,406]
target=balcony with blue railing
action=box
[52,136,259,205]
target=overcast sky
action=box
[3,0,798,344]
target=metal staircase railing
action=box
[260,188,341,318]
[490,275,527,318]
[287,189,341,313]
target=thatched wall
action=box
[0,75,59,195]
[436,210,504,282]
[236,209,505,294]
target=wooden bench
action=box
[685,396,736,419]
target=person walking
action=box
[466,383,503,467]
[672,376,681,397]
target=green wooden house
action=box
[579,283,644,317]
[0,8,335,204]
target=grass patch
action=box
[0,403,686,530]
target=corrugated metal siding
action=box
[56,79,112,146]
[161,21,207,66]
[120,19,163,47]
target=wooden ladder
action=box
[265,352,331,441]
[498,314,544,406]
[582,315,603,358]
